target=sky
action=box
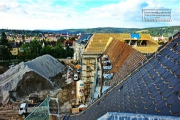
[0,0,179,30]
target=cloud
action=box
[0,0,179,30]
[0,4,10,11]
[82,0,179,28]
[83,0,148,27]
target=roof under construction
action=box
[84,33,159,54]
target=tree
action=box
[69,37,76,41]
[0,32,8,45]
[0,46,11,60]
[40,42,66,58]
[66,45,74,58]
[29,40,42,59]
[22,35,25,43]
[0,32,11,60]
[53,42,65,58]
[57,37,65,44]
[18,43,30,61]
[40,45,53,56]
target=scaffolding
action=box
[81,58,97,103]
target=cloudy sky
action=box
[0,0,179,30]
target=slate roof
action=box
[66,34,180,120]
[77,34,93,44]
[107,49,146,86]
[103,40,146,76]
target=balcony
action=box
[103,73,114,79]
[102,55,108,61]
[103,65,112,70]
[103,61,111,66]
[102,60,110,64]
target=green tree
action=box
[66,45,74,58]
[57,37,65,44]
[40,45,53,56]
[0,32,8,45]
[0,32,11,60]
[29,40,42,59]
[69,37,76,41]
[53,42,65,58]
[22,35,25,43]
[40,42,66,58]
[18,43,31,61]
[0,46,11,60]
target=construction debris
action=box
[0,54,66,105]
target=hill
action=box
[0,26,180,37]
[136,26,180,37]
[52,26,180,37]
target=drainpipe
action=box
[99,56,104,96]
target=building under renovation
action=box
[77,33,154,105]
[63,31,180,120]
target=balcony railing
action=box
[103,65,112,70]
[102,60,110,63]
[103,73,114,79]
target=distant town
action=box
[0,31,78,62]
[1,26,178,62]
